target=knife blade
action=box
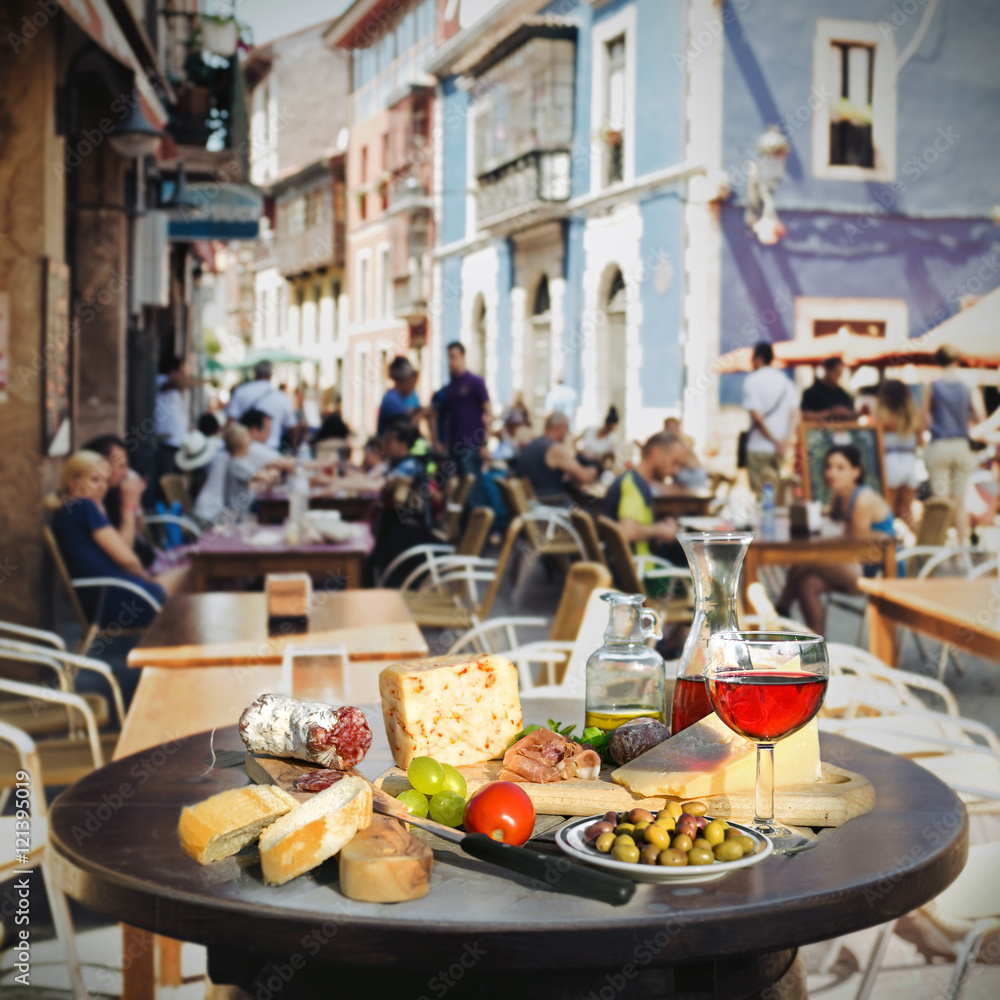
[372,799,635,906]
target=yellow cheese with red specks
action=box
[379,655,523,769]
[611,712,822,798]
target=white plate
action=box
[556,814,773,884]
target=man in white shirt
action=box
[742,341,798,495]
[225,361,296,451]
[155,357,190,491]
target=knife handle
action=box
[460,833,635,906]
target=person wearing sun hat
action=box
[175,429,222,505]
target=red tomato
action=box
[463,781,535,845]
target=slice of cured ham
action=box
[499,728,602,783]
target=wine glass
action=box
[704,630,829,855]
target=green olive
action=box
[612,843,640,864]
[632,820,650,833]
[614,823,635,836]
[703,820,726,847]
[736,835,757,855]
[665,801,683,820]
[671,833,693,852]
[683,801,708,817]
[639,844,661,865]
[692,837,713,852]
[643,824,671,850]
[614,833,635,848]
[687,847,715,865]
[654,814,676,832]
[629,808,656,825]
[595,832,616,853]
[719,820,729,829]
[714,840,745,862]
[658,848,688,866]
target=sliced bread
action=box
[178,784,299,865]
[259,774,373,886]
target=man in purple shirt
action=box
[434,342,490,476]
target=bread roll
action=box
[178,785,299,865]
[259,775,372,886]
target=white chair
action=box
[0,721,86,998]
[823,642,959,719]
[848,842,1000,1000]
[142,511,203,546]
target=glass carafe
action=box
[585,593,665,733]
[670,531,754,734]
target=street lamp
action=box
[109,100,164,159]
[745,125,790,245]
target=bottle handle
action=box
[640,607,662,642]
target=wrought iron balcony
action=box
[475,149,572,231]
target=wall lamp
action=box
[745,125,790,245]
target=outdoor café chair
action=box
[446,563,613,690]
[401,516,522,630]
[378,507,494,588]
[596,515,693,624]
[438,472,477,543]
[569,507,609,567]
[0,720,86,998]
[43,524,163,654]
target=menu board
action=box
[43,259,72,456]
[799,421,886,506]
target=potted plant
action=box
[596,123,623,147]
[200,14,240,57]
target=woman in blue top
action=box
[48,451,188,628]
[776,445,894,635]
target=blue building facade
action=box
[718,0,1000,412]
[430,0,690,440]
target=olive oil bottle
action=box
[585,594,666,734]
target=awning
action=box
[57,0,168,129]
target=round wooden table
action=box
[49,728,968,1000]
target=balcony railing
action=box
[276,220,345,277]
[475,149,572,230]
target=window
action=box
[357,254,370,324]
[604,36,626,185]
[812,20,896,181]
[360,146,368,183]
[829,43,874,167]
[793,297,907,354]
[590,6,635,194]
[379,245,391,318]
[287,196,305,236]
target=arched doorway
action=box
[469,294,487,377]
[527,274,551,426]
[597,267,627,425]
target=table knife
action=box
[372,799,635,906]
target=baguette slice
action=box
[179,785,299,865]
[259,775,373,886]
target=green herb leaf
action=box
[504,723,542,751]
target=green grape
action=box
[439,762,467,798]
[428,790,466,828]
[397,789,429,818]
[407,756,445,795]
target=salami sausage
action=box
[296,769,347,792]
[238,694,372,769]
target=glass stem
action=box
[754,741,777,832]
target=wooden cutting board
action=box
[247,753,433,903]
[375,760,875,828]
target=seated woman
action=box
[775,445,894,634]
[47,451,189,628]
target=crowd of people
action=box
[45,333,997,650]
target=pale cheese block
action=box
[379,654,523,769]
[611,712,822,799]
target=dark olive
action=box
[639,844,661,865]
[585,821,614,843]
[628,808,656,825]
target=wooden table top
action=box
[126,590,427,669]
[859,577,1000,639]
[50,724,967,977]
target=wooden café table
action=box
[188,521,374,592]
[651,483,715,518]
[51,691,968,1000]
[742,516,897,594]
[859,576,1000,666]
[256,480,381,526]
[127,589,427,670]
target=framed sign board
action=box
[799,421,886,506]
[42,258,72,456]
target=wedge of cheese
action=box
[611,712,821,799]
[379,655,523,768]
